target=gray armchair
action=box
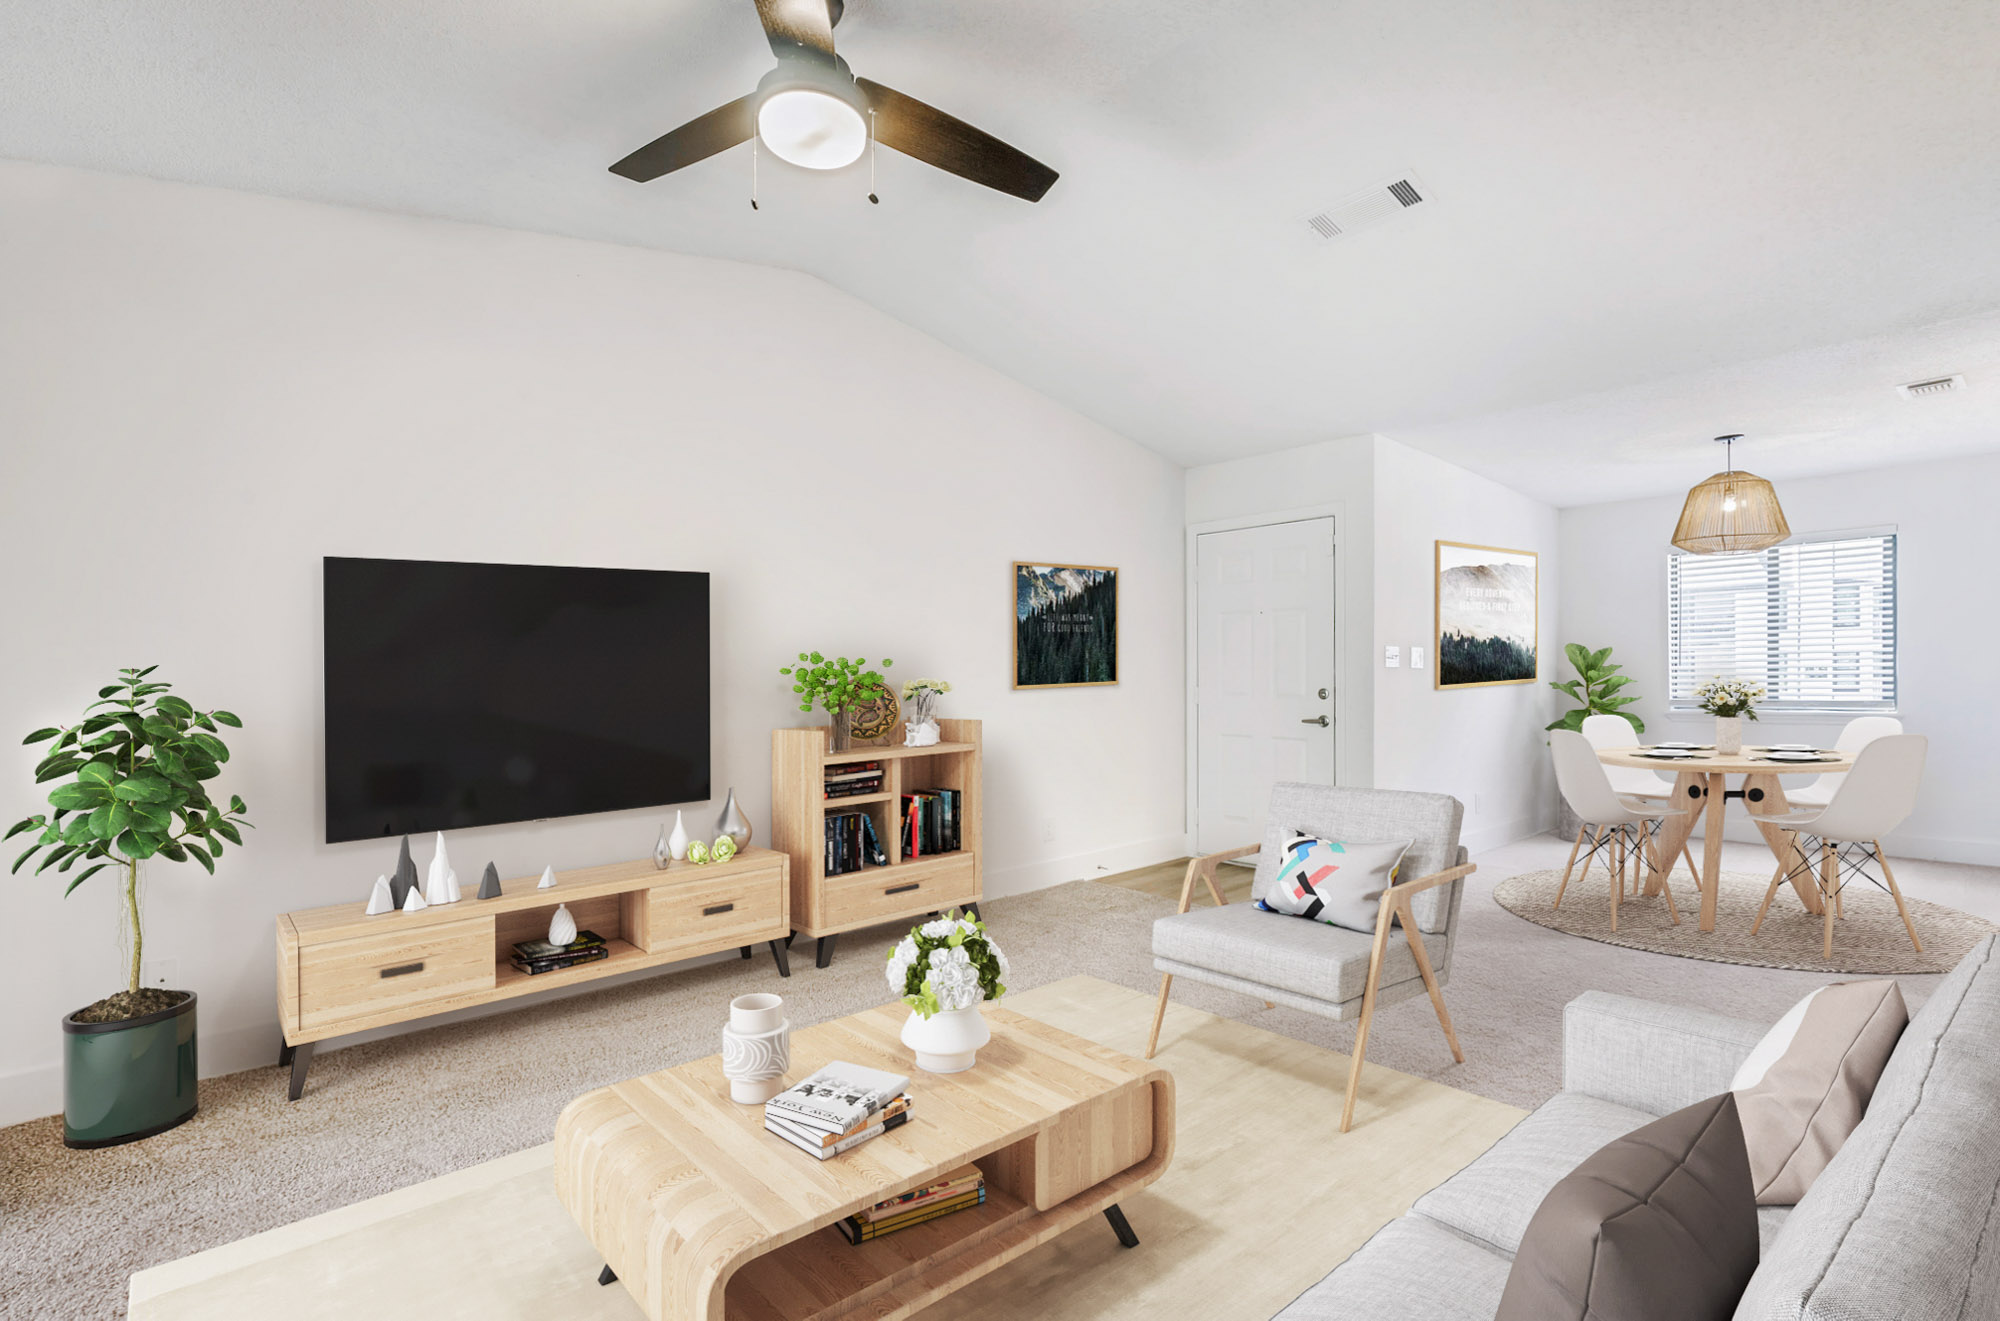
[1147,784,1473,1131]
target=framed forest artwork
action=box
[1014,562,1118,688]
[1435,541,1538,689]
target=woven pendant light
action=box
[1671,434,1790,554]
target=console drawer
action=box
[822,855,979,931]
[638,866,786,959]
[297,917,495,1033]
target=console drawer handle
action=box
[885,883,920,896]
[702,902,735,916]
[380,962,425,979]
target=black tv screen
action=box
[323,557,709,843]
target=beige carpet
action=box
[1493,867,1996,974]
[127,976,1525,1321]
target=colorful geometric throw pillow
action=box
[1256,834,1413,934]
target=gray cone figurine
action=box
[477,861,502,900]
[717,788,752,854]
[390,835,420,909]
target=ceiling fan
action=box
[609,0,1058,203]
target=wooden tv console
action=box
[273,847,790,1100]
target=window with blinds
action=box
[1667,533,1897,711]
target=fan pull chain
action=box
[750,136,760,211]
[867,109,879,205]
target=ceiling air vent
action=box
[1896,374,1965,399]
[1303,175,1430,240]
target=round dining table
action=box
[1596,745,1856,932]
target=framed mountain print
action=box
[1014,562,1118,688]
[1435,541,1538,688]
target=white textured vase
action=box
[548,903,577,947]
[904,718,941,748]
[1715,715,1744,755]
[721,993,791,1103]
[667,811,690,862]
[901,1004,991,1074]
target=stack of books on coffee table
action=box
[836,1165,986,1244]
[764,1061,911,1160]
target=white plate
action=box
[1767,743,1815,752]
[1641,748,1702,758]
[1765,751,1825,761]
[1651,741,1700,749]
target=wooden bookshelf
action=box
[771,717,982,968]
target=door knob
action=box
[1300,715,1329,727]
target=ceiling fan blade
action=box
[857,79,1059,203]
[753,0,836,61]
[610,95,757,182]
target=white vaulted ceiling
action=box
[5,0,2000,499]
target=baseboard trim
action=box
[982,834,1190,900]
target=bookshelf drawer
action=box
[297,917,496,1033]
[638,866,786,958]
[823,856,978,930]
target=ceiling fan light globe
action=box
[757,89,867,170]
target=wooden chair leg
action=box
[1821,842,1838,960]
[1401,907,1463,1064]
[1645,830,1680,925]
[1681,844,1700,887]
[1609,828,1623,933]
[1341,914,1396,1134]
[1556,826,1586,893]
[1751,860,1787,935]
[1202,866,1228,909]
[1875,842,1924,953]
[1145,973,1172,1059]
[1559,826,1602,909]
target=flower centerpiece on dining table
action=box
[1692,676,1765,755]
[886,910,1008,1073]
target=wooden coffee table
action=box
[553,1002,1175,1321]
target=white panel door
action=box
[1195,518,1337,854]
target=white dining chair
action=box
[1549,730,1687,931]
[1578,714,1697,893]
[1779,716,1903,810]
[1752,733,1926,960]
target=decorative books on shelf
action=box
[900,788,963,857]
[510,929,609,976]
[837,1165,987,1244]
[764,1061,910,1161]
[823,761,884,800]
[824,811,891,877]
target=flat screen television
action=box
[323,557,709,843]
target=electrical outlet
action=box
[1472,793,1486,815]
[146,959,178,990]
[1041,821,1056,844]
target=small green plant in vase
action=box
[779,651,892,751]
[886,911,1008,1073]
[1693,677,1764,754]
[1546,643,1644,737]
[900,678,951,746]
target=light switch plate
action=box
[1384,646,1401,668]
[1411,645,1427,670]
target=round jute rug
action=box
[1492,868,1997,975]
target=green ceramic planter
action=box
[62,991,198,1148]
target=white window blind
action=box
[1667,533,1897,711]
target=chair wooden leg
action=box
[1145,973,1172,1060]
[1202,866,1228,910]
[1645,831,1680,925]
[1681,844,1700,887]
[1560,826,1603,909]
[1751,860,1787,935]
[1556,826,1586,894]
[1821,843,1838,960]
[1609,828,1623,933]
[1401,908,1463,1064]
[1341,915,1396,1134]
[1875,842,1924,953]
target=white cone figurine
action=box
[425,832,459,905]
[548,903,577,947]
[667,810,691,862]
[365,875,395,915]
[537,864,557,889]
[402,884,429,912]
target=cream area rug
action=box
[1493,867,1996,975]
[128,976,1524,1321]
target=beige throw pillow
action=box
[1730,979,1908,1205]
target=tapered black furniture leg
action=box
[278,1040,295,1068]
[286,1041,314,1102]
[964,902,982,922]
[1104,1203,1139,1248]
[597,1264,617,1286]
[740,946,752,959]
[769,939,791,978]
[816,935,837,969]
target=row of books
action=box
[837,1165,986,1244]
[826,811,891,876]
[901,789,963,857]
[510,929,609,976]
[764,1062,910,1161]
[823,761,884,800]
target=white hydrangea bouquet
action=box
[887,911,1008,1018]
[1693,677,1765,719]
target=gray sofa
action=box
[1277,935,2000,1320]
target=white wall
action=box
[0,160,1188,1125]
[1371,437,1561,849]
[1560,451,2000,863]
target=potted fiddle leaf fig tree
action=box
[8,666,252,1147]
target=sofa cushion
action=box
[1736,936,2000,1320]
[1495,1092,1760,1321]
[1152,902,1419,1005]
[1250,784,1464,933]
[1731,979,1907,1205]
[1411,1091,1657,1256]
[1272,1214,1511,1321]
